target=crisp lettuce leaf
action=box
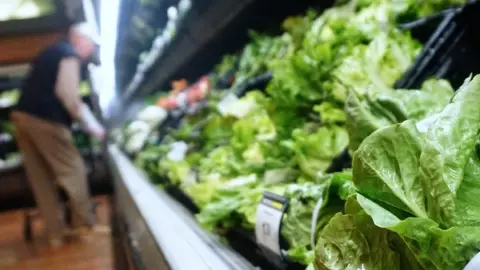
[283,171,354,265]
[285,124,349,178]
[353,120,427,218]
[314,197,422,270]
[195,175,259,230]
[351,75,480,269]
[357,195,480,270]
[346,79,454,151]
[314,102,346,125]
[334,30,421,98]
[419,76,480,226]
[282,183,331,264]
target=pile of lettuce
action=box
[131,0,472,267]
[315,76,480,270]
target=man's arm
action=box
[55,57,105,139]
[55,57,83,119]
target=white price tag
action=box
[167,141,188,161]
[0,98,10,108]
[465,253,480,270]
[176,92,188,108]
[255,192,288,256]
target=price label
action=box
[167,141,188,161]
[255,192,288,257]
[176,92,188,109]
[465,253,480,270]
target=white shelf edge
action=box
[108,144,254,270]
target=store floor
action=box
[0,196,112,270]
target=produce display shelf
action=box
[107,144,255,270]
[114,0,275,126]
[164,182,307,270]
[0,159,22,174]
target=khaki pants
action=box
[11,111,92,236]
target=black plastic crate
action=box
[395,1,480,89]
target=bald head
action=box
[68,24,96,60]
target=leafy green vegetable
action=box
[351,75,480,269]
[315,197,423,270]
[282,9,319,48]
[346,79,454,151]
[196,177,286,231]
[314,102,346,125]
[333,30,421,97]
[354,120,427,217]
[234,32,293,87]
[267,3,421,109]
[357,195,480,270]
[282,183,331,264]
[285,124,349,178]
[283,171,353,265]
[135,144,170,183]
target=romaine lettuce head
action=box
[350,75,480,269]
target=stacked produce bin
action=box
[111,0,480,269]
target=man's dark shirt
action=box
[16,40,80,127]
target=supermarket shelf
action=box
[0,14,69,37]
[165,185,306,270]
[122,0,254,101]
[107,144,255,270]
[0,158,22,174]
[0,64,30,78]
[0,78,23,92]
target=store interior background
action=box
[1,0,480,270]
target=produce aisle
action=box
[109,0,480,269]
[0,2,115,269]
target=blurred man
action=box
[11,22,106,247]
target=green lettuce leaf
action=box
[282,183,331,264]
[353,120,427,218]
[314,196,421,270]
[419,76,480,226]
[357,194,480,270]
[286,124,349,178]
[346,79,453,151]
[283,171,354,265]
[351,75,480,269]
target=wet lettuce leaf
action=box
[346,79,454,151]
[351,75,480,269]
[357,195,480,270]
[285,124,349,178]
[315,197,422,270]
[283,171,353,265]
